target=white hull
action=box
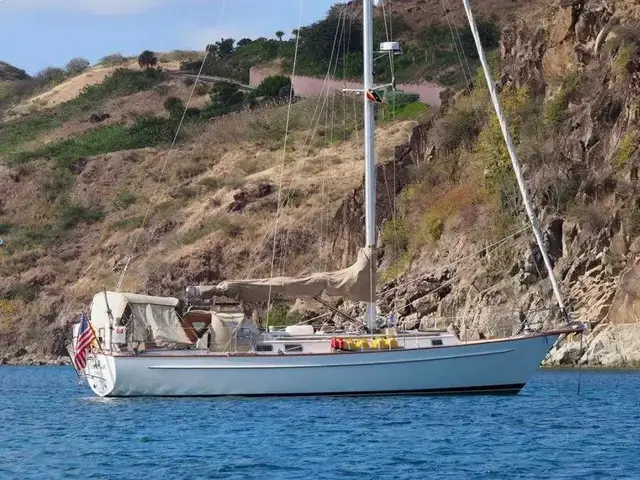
[82,332,564,397]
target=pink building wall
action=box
[249,67,444,107]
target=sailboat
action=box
[70,0,583,397]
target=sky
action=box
[0,0,338,75]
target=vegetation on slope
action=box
[181,8,500,88]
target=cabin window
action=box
[431,339,443,346]
[256,344,273,352]
[284,344,303,353]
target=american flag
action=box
[73,313,95,371]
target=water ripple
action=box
[1,367,639,479]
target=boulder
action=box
[583,323,640,367]
[401,313,420,331]
[544,341,584,366]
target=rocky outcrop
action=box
[0,61,29,81]
[341,0,640,367]
[331,134,417,267]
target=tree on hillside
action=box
[237,38,253,48]
[200,81,245,119]
[36,67,67,84]
[216,38,235,57]
[205,43,219,59]
[299,16,363,71]
[100,53,126,66]
[275,30,285,42]
[164,96,185,118]
[457,20,500,59]
[138,50,158,69]
[66,57,90,75]
[292,29,299,41]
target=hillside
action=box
[2,0,640,368]
[186,0,552,89]
[0,61,29,81]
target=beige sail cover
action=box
[192,247,372,302]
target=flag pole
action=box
[66,343,83,381]
[103,288,115,352]
[87,314,105,354]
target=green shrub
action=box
[476,86,533,192]
[473,49,501,91]
[58,204,105,230]
[543,75,578,127]
[381,252,411,283]
[615,133,637,167]
[383,91,420,106]
[615,44,635,75]
[382,218,409,251]
[66,57,90,75]
[138,50,158,69]
[1,69,169,159]
[0,223,11,235]
[380,101,429,122]
[3,226,58,254]
[426,214,444,241]
[201,82,246,119]
[66,68,167,111]
[11,116,179,167]
[430,96,484,151]
[2,283,39,302]
[0,115,60,155]
[115,191,137,210]
[194,83,210,96]
[263,301,302,327]
[99,53,126,66]
[36,66,67,85]
[253,75,292,99]
[164,96,185,118]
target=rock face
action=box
[344,0,640,367]
[0,61,29,81]
[582,323,640,367]
[331,139,416,268]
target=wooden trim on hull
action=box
[106,383,526,398]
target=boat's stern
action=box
[83,353,117,397]
[68,322,116,397]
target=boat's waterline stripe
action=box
[107,383,526,397]
[145,348,515,370]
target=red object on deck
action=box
[331,337,345,350]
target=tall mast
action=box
[461,0,568,318]
[364,0,377,330]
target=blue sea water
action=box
[0,367,639,479]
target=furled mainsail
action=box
[189,247,372,303]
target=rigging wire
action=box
[115,3,226,291]
[264,0,304,332]
[274,2,348,277]
[380,224,531,297]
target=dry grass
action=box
[8,63,140,118]
[0,78,417,353]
